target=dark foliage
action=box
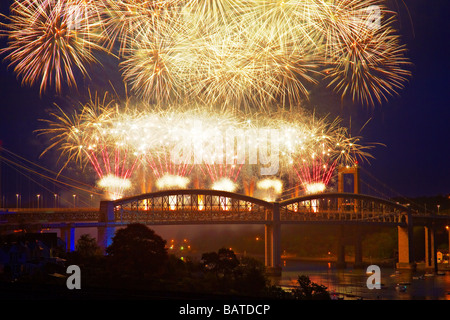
[106,223,168,278]
[291,275,331,300]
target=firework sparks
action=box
[38,95,376,199]
[1,0,411,108]
[256,177,283,201]
[313,0,412,106]
[211,177,237,192]
[97,174,132,200]
[155,174,190,190]
[0,0,105,94]
[37,92,143,198]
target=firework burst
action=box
[313,0,412,106]
[38,97,377,199]
[101,0,180,56]
[1,0,411,108]
[0,0,105,94]
[37,92,143,199]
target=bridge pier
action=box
[354,229,364,268]
[336,226,346,268]
[396,211,416,270]
[424,224,438,273]
[98,201,116,252]
[265,203,282,276]
[335,226,365,269]
[60,225,75,252]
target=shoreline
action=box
[281,255,450,271]
[281,255,397,267]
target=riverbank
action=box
[281,255,450,272]
[281,254,396,268]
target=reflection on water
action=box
[273,260,450,300]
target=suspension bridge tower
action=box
[336,164,363,268]
[337,164,360,194]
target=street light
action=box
[437,205,441,214]
[73,194,76,208]
[36,194,40,209]
[54,194,58,208]
[446,226,450,265]
[16,194,20,209]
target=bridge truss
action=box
[109,190,410,226]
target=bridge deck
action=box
[1,191,448,231]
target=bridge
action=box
[1,188,449,275]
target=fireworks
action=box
[1,0,408,200]
[156,174,190,190]
[211,177,238,192]
[37,92,143,199]
[37,96,373,199]
[0,0,105,94]
[256,178,283,201]
[97,174,132,200]
[316,0,412,105]
[1,0,411,108]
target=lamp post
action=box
[73,194,76,208]
[16,194,20,209]
[36,194,40,209]
[446,226,450,266]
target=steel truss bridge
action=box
[1,189,449,275]
[109,190,410,225]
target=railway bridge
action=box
[2,189,448,275]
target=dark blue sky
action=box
[0,0,448,202]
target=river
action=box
[273,260,450,300]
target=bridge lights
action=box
[198,195,204,211]
[446,226,450,262]
[15,194,20,208]
[219,196,231,211]
[169,195,177,210]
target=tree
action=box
[75,234,102,259]
[201,247,239,275]
[106,223,168,278]
[234,256,268,295]
[291,275,330,300]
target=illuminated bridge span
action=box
[5,189,443,275]
[0,191,410,226]
[108,190,409,226]
[104,190,421,275]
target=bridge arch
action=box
[107,189,273,225]
[278,192,410,225]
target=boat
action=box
[395,284,407,292]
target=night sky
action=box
[0,0,448,205]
